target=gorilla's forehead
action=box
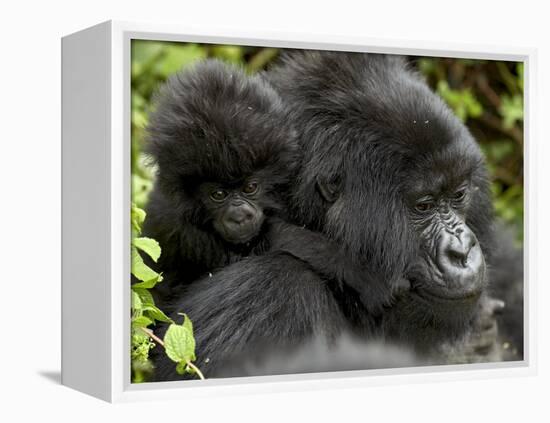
[337,122,483,198]
[278,51,484,194]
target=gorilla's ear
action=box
[316,175,340,203]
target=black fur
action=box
[143,59,379,311]
[143,60,298,303]
[151,52,515,381]
[267,51,495,350]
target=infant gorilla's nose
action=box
[226,203,255,225]
[221,202,263,244]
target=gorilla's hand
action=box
[446,296,506,363]
[468,296,505,354]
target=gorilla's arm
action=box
[266,219,393,314]
[152,252,348,381]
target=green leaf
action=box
[131,247,163,287]
[132,316,153,328]
[133,237,161,262]
[181,313,193,334]
[132,279,163,290]
[163,319,196,363]
[132,290,143,311]
[131,203,146,234]
[175,360,188,375]
[133,288,155,306]
[145,305,174,324]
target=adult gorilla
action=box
[153,51,497,380]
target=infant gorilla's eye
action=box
[242,181,258,195]
[210,189,228,202]
[415,201,434,212]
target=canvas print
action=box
[130,40,524,383]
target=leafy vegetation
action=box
[130,203,202,382]
[130,41,524,382]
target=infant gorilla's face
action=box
[200,179,265,244]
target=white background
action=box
[1,0,548,421]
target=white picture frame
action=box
[61,20,536,403]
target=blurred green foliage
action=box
[131,41,523,241]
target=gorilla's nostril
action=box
[447,249,468,267]
[439,227,480,272]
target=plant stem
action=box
[186,360,205,380]
[140,327,205,380]
[141,327,164,346]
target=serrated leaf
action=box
[163,322,196,363]
[132,316,153,328]
[131,247,163,287]
[133,237,161,262]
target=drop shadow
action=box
[38,370,62,384]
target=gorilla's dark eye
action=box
[415,201,434,212]
[453,189,467,201]
[242,181,258,195]
[210,189,228,202]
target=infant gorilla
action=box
[143,60,379,311]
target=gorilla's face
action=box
[404,158,487,305]
[312,102,492,322]
[199,179,265,244]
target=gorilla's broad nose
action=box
[444,230,476,268]
[226,204,255,225]
[436,226,484,292]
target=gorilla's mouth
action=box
[223,226,262,244]
[408,278,482,303]
[223,218,265,244]
[216,213,265,244]
[416,287,482,302]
